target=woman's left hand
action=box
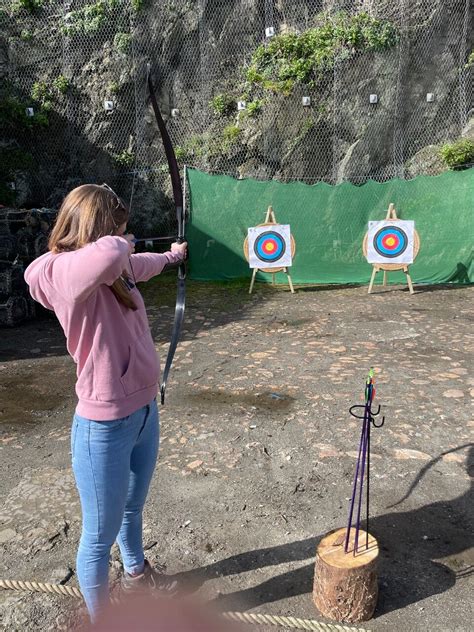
[171,241,187,259]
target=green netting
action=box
[187,168,473,285]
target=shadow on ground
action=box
[178,445,474,618]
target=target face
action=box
[248,224,292,269]
[373,226,408,258]
[254,231,286,263]
[367,220,414,264]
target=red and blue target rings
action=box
[253,230,286,263]
[373,225,408,258]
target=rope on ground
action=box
[0,578,82,599]
[223,611,369,631]
[0,578,370,632]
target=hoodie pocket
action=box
[76,352,95,400]
[120,330,159,397]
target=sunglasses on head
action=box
[101,182,120,197]
[100,183,127,231]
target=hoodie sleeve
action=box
[25,236,131,305]
[129,250,183,283]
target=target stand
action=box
[243,206,296,294]
[363,203,420,295]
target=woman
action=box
[24,184,187,622]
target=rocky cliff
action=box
[1,0,472,232]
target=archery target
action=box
[248,224,292,269]
[367,220,414,264]
[254,231,286,262]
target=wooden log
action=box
[0,261,25,298]
[0,295,29,327]
[313,527,379,623]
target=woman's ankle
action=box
[125,561,145,577]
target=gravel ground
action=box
[0,278,473,631]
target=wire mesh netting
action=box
[1,0,473,237]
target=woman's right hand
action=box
[123,234,136,253]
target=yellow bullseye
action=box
[386,237,396,247]
[264,242,276,252]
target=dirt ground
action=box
[0,278,473,632]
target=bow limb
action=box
[147,69,186,405]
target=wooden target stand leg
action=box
[249,267,295,294]
[249,268,258,295]
[271,267,295,292]
[367,266,378,294]
[285,267,295,293]
[368,264,415,294]
[404,266,415,294]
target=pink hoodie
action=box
[24,236,182,421]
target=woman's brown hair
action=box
[49,184,137,309]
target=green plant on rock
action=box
[223,125,240,141]
[193,135,208,157]
[20,29,33,41]
[113,150,134,167]
[53,75,71,94]
[12,0,43,13]
[175,126,244,162]
[439,139,474,170]
[108,81,120,94]
[0,94,48,129]
[30,77,69,115]
[302,117,315,133]
[245,11,397,95]
[175,146,187,161]
[31,110,49,126]
[245,99,264,117]
[62,0,116,36]
[192,136,208,160]
[263,78,295,96]
[114,32,132,54]
[31,81,54,111]
[175,135,210,163]
[466,51,474,68]
[221,124,241,151]
[316,102,328,116]
[131,0,144,11]
[246,66,263,84]
[210,93,235,117]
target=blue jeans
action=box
[71,399,159,621]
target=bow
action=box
[146,66,186,405]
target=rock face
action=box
[0,35,8,80]
[1,0,473,230]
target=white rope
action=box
[0,578,82,599]
[223,611,369,631]
[0,578,371,631]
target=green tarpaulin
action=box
[187,167,473,285]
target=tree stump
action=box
[313,527,379,623]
